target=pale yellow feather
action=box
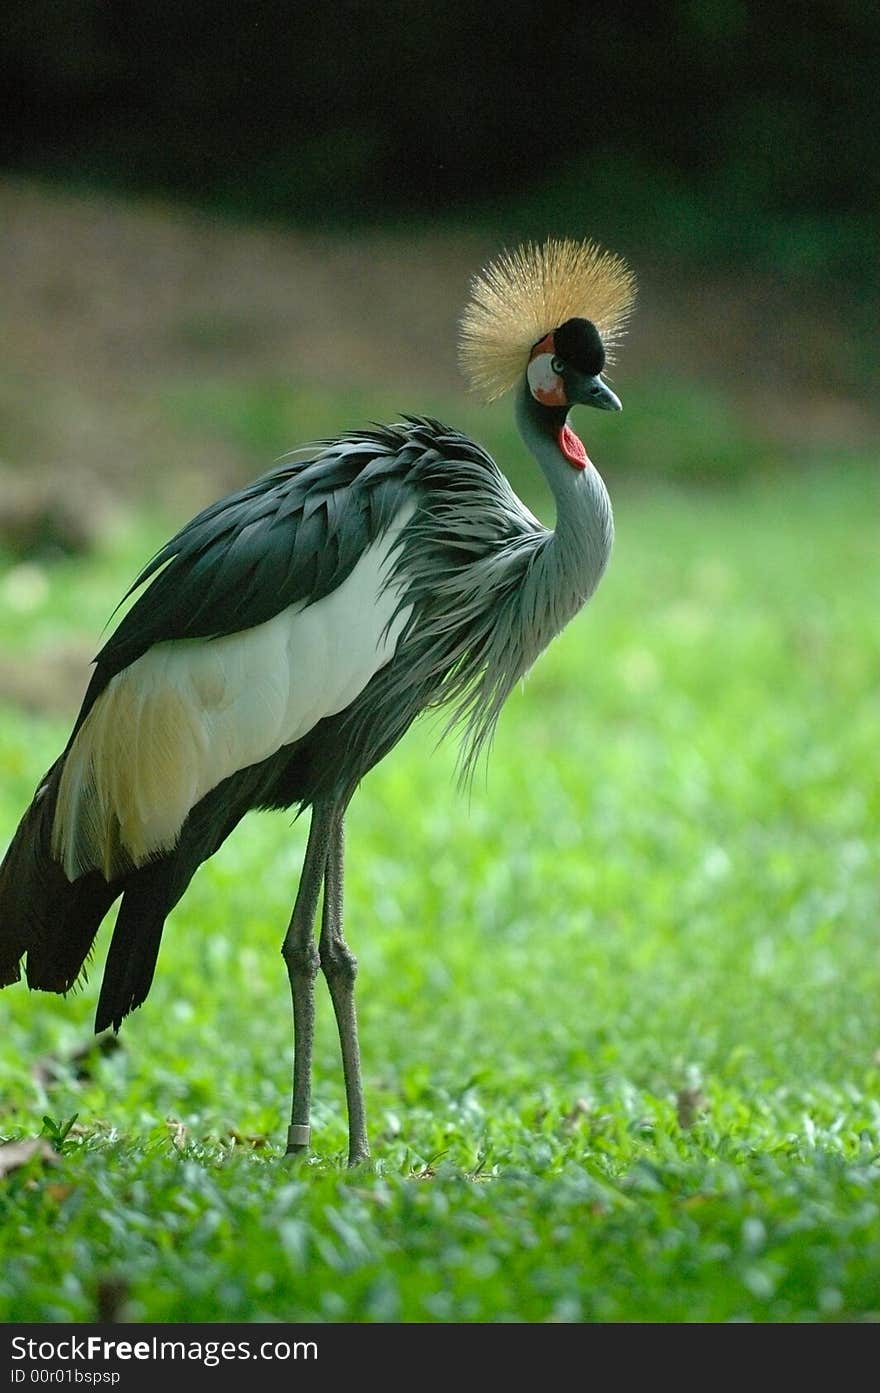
[52,505,416,882]
[458,237,636,402]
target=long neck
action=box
[515,379,614,634]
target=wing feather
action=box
[73,444,419,732]
[54,500,417,879]
[51,419,526,880]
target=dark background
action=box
[3,0,878,285]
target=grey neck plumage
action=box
[514,378,615,642]
[371,386,616,786]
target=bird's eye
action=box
[551,356,565,376]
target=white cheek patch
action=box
[527,353,566,406]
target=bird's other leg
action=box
[319,814,370,1166]
[281,800,335,1157]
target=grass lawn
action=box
[0,431,877,1322]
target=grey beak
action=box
[582,374,622,412]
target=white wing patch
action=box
[53,502,415,881]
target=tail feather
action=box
[0,760,119,992]
[25,872,119,992]
[93,770,261,1031]
[95,861,171,1032]
[3,741,294,1030]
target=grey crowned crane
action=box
[0,238,636,1165]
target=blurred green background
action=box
[1,2,879,1324]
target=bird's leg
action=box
[281,800,336,1157]
[319,814,370,1166]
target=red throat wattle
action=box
[558,425,589,470]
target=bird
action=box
[0,237,636,1166]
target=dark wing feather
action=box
[70,436,422,738]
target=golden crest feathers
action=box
[458,237,636,402]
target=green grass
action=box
[0,445,878,1322]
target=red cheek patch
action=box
[558,425,589,470]
[535,381,568,407]
[530,332,556,359]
